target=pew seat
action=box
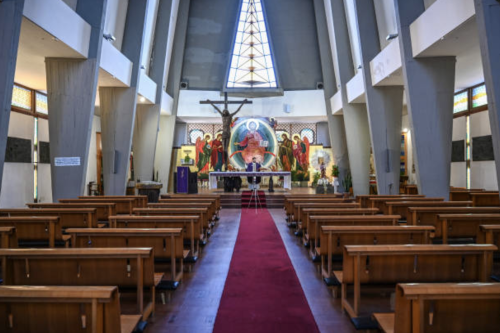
[0,285,142,333]
[373,283,500,333]
[0,208,98,229]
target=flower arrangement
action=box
[331,164,339,178]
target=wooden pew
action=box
[301,208,378,235]
[160,194,221,212]
[61,198,136,215]
[437,214,500,244]
[373,283,500,333]
[149,202,216,223]
[337,244,496,318]
[470,192,500,207]
[133,208,210,243]
[0,247,160,319]
[80,195,148,208]
[355,195,425,209]
[27,202,116,222]
[290,201,359,224]
[0,217,60,248]
[285,197,352,221]
[0,208,98,230]
[384,200,472,218]
[368,197,444,211]
[319,225,435,280]
[0,285,142,333]
[407,207,500,228]
[306,215,401,255]
[108,215,201,259]
[478,224,500,246]
[0,227,17,248]
[450,189,484,201]
[67,227,186,284]
[403,184,418,194]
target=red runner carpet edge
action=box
[213,208,320,333]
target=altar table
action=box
[209,171,292,190]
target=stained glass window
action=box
[12,85,32,110]
[226,0,277,88]
[453,91,468,114]
[189,129,204,144]
[472,84,487,108]
[300,128,314,144]
[35,92,48,115]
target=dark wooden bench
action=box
[0,227,17,248]
[133,208,210,243]
[368,197,444,211]
[373,283,500,333]
[407,207,500,228]
[61,198,136,215]
[306,215,401,256]
[0,217,61,248]
[80,195,148,208]
[355,195,425,208]
[384,200,472,218]
[470,192,500,207]
[0,208,97,230]
[161,194,221,212]
[478,224,500,246]
[108,215,201,260]
[27,202,116,222]
[285,197,353,221]
[67,227,187,284]
[0,247,161,319]
[290,201,360,224]
[319,225,435,280]
[336,244,496,318]
[0,285,142,333]
[403,184,418,194]
[450,189,485,201]
[437,214,500,244]
[301,208,378,235]
[149,202,217,223]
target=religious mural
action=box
[228,118,278,170]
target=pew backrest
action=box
[355,195,425,208]
[27,202,116,221]
[0,226,17,248]
[436,213,500,243]
[408,207,500,227]
[79,195,148,208]
[0,208,97,229]
[61,198,135,215]
[470,192,500,207]
[384,200,472,217]
[0,216,60,247]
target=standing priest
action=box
[246,156,262,185]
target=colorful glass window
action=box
[35,92,48,115]
[189,129,204,144]
[12,85,32,110]
[453,91,468,114]
[300,128,314,144]
[472,84,487,109]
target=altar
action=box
[209,171,292,190]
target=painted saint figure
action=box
[293,135,310,171]
[279,133,294,171]
[195,134,212,174]
[211,133,224,171]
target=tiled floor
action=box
[144,208,356,333]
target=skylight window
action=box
[226,0,277,89]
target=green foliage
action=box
[312,172,320,186]
[342,172,352,191]
[291,170,310,182]
[184,154,191,163]
[331,164,339,177]
[198,173,209,180]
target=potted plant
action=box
[342,172,352,198]
[311,172,320,188]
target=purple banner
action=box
[177,166,189,193]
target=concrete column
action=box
[474,0,500,196]
[100,0,149,195]
[329,0,371,195]
[133,104,160,181]
[0,0,24,195]
[394,0,455,199]
[132,0,174,183]
[354,0,404,195]
[46,0,106,201]
[161,0,191,191]
[313,0,350,190]
[154,115,176,194]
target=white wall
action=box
[163,0,181,88]
[85,116,102,193]
[37,118,52,203]
[0,113,34,208]
[61,0,77,11]
[104,0,129,51]
[373,0,398,50]
[142,0,160,75]
[343,0,362,73]
[470,111,498,190]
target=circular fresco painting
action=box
[228,118,278,169]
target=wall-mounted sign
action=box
[55,157,80,167]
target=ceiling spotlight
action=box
[386,33,398,41]
[139,97,146,103]
[103,33,116,42]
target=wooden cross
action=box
[199,92,253,110]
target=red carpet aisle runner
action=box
[241,190,267,208]
[213,208,319,333]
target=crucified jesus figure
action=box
[207,99,248,170]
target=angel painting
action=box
[196,134,212,174]
[278,133,294,171]
[211,133,224,171]
[293,135,310,171]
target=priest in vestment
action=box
[246,156,262,184]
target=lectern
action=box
[175,166,198,194]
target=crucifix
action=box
[200,92,252,171]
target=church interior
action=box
[1,0,500,332]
